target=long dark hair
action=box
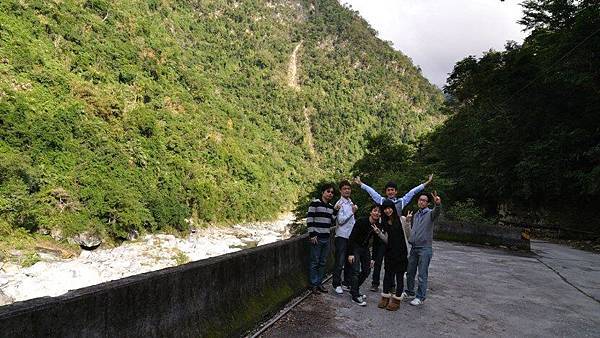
[380,202,400,230]
[381,202,408,256]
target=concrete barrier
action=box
[0,233,329,337]
[434,219,530,250]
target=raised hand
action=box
[354,176,363,185]
[424,173,434,186]
[406,210,413,222]
[432,191,442,205]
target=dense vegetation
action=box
[430,0,599,231]
[0,0,443,248]
[344,0,599,232]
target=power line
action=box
[499,25,600,106]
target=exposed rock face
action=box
[50,228,63,241]
[71,232,102,250]
[127,230,140,241]
[0,289,14,306]
[37,228,50,235]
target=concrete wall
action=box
[0,234,322,338]
[0,220,527,337]
[435,219,530,250]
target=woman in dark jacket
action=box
[372,200,409,311]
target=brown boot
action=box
[378,293,391,308]
[386,295,401,311]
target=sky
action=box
[341,0,528,88]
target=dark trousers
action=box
[371,241,386,287]
[332,237,352,287]
[309,237,330,287]
[383,268,405,297]
[350,247,371,297]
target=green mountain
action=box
[0,0,443,241]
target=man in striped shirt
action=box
[307,183,337,293]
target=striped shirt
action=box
[307,198,337,238]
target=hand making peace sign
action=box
[431,191,442,205]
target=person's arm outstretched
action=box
[397,174,433,208]
[355,176,383,205]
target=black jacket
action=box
[348,216,376,253]
[383,219,409,272]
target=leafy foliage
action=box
[445,199,492,224]
[0,0,442,241]
[429,0,599,230]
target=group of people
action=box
[306,175,442,310]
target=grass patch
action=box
[173,249,190,266]
[0,220,80,265]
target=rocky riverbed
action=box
[0,214,294,306]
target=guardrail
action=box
[434,219,530,250]
[0,233,317,338]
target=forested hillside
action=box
[345,0,599,237]
[0,0,443,244]
[428,0,599,232]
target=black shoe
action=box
[317,285,328,293]
[369,285,378,292]
[351,296,367,306]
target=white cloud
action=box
[342,0,527,87]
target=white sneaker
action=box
[334,286,343,294]
[410,298,423,306]
[400,292,413,300]
[359,294,367,301]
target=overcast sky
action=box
[342,0,527,88]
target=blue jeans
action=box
[309,237,330,287]
[405,246,433,300]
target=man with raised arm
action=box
[354,174,433,292]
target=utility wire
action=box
[498,25,600,106]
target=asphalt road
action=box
[261,240,600,337]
